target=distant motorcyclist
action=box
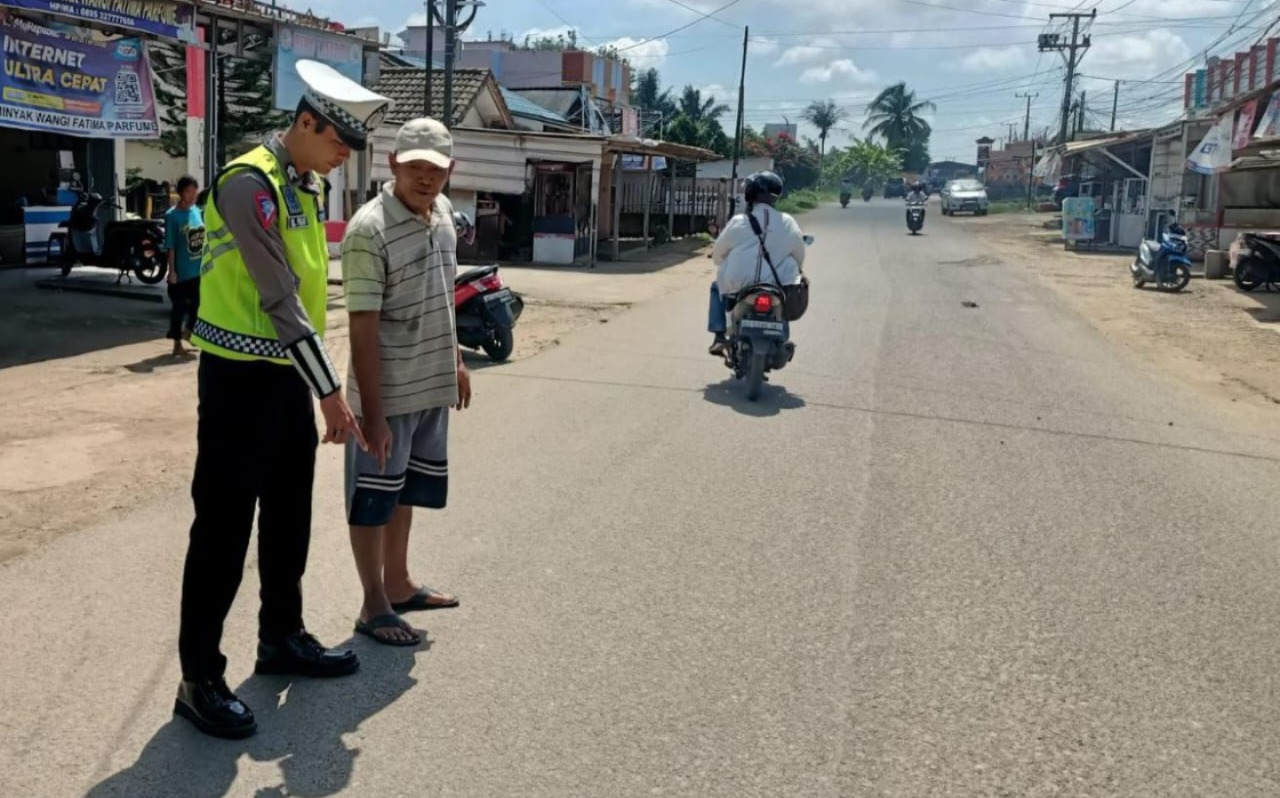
[708,171,806,356]
[905,181,929,203]
[839,177,853,205]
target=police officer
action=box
[175,60,392,739]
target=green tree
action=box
[214,55,290,168]
[766,133,820,192]
[864,82,935,173]
[836,138,902,189]
[631,67,677,119]
[801,99,848,180]
[147,42,190,159]
[678,85,730,124]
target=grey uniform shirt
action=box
[215,135,342,398]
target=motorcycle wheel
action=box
[1131,261,1146,289]
[744,351,766,402]
[1160,264,1191,293]
[481,327,514,362]
[134,254,166,285]
[1234,266,1262,293]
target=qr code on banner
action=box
[114,71,142,107]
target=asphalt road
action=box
[5,199,1280,797]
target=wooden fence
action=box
[616,173,730,237]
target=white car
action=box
[940,179,990,216]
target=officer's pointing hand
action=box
[320,392,369,451]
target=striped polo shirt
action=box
[341,183,459,418]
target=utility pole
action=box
[1038,9,1094,145]
[1110,79,1119,131]
[1078,90,1086,133]
[728,25,749,217]
[439,0,483,127]
[1017,92,1037,142]
[425,0,435,117]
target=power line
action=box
[614,0,746,52]
[657,0,742,29]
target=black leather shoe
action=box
[255,631,360,678]
[174,678,257,739]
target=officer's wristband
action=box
[286,332,342,399]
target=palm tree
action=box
[863,82,936,169]
[679,85,730,124]
[632,68,677,117]
[801,99,848,175]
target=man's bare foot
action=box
[356,603,421,645]
[388,582,459,611]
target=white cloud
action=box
[751,37,780,57]
[959,46,1026,73]
[605,36,671,66]
[1087,29,1192,79]
[775,39,841,67]
[800,58,874,84]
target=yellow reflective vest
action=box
[192,145,329,365]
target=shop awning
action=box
[1058,130,1152,156]
[606,136,719,162]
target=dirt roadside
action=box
[965,211,1280,412]
[0,244,712,564]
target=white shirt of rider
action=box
[712,204,806,296]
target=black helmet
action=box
[744,171,784,204]
[914,181,926,192]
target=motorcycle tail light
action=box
[753,294,773,313]
[479,274,503,292]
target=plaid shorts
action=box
[345,407,449,527]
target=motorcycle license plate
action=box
[739,320,785,336]
[484,288,513,305]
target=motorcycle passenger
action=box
[708,171,806,356]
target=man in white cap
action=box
[175,60,391,739]
[340,117,470,646]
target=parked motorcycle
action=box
[49,191,166,284]
[1131,221,1192,292]
[1232,231,1280,293]
[906,200,926,235]
[720,235,814,401]
[862,185,873,202]
[455,265,524,362]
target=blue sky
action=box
[307,0,1276,162]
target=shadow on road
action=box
[702,379,806,417]
[85,637,424,798]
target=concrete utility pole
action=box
[1110,79,1120,131]
[728,26,749,217]
[437,0,483,127]
[1038,10,1094,144]
[1017,91,1037,142]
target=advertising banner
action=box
[0,0,197,43]
[1234,99,1258,150]
[0,14,158,138]
[1253,92,1280,140]
[1061,196,1095,242]
[273,24,364,112]
[1186,113,1234,175]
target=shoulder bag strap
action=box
[746,209,786,287]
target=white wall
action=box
[126,140,189,183]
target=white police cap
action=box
[296,59,392,151]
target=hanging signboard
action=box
[273,24,364,112]
[1193,69,1207,109]
[1061,196,1095,242]
[1234,99,1259,149]
[1254,92,1280,140]
[1186,113,1234,175]
[0,14,158,138]
[0,0,197,43]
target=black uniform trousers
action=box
[178,351,318,681]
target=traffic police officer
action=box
[175,60,392,739]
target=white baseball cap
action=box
[394,118,453,168]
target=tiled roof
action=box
[372,66,491,123]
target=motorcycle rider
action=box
[839,176,853,205]
[905,181,928,226]
[708,171,806,356]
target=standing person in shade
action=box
[165,175,204,358]
[342,118,469,647]
[175,60,391,739]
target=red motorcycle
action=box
[455,265,523,362]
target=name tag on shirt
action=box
[283,185,309,229]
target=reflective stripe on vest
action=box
[192,145,329,365]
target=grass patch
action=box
[776,189,833,215]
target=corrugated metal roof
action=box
[499,88,571,127]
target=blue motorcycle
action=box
[1131,222,1192,292]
